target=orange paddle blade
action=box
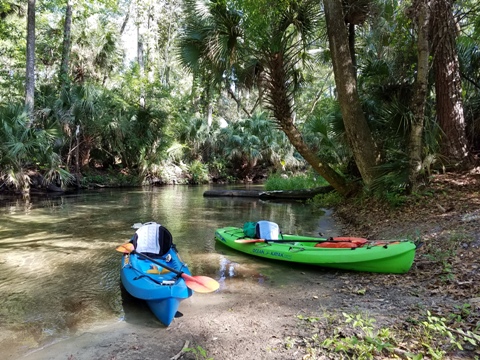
[182,274,220,293]
[234,238,265,243]
[116,243,135,253]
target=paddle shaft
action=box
[267,238,332,243]
[130,250,219,291]
[131,250,186,277]
[235,238,326,244]
[235,236,368,244]
[269,238,405,243]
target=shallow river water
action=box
[0,185,342,357]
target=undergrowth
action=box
[184,345,214,360]
[292,309,480,359]
[308,191,344,208]
[264,172,328,191]
[81,169,141,187]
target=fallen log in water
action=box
[203,186,334,200]
[259,186,334,200]
[203,189,262,198]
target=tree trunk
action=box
[59,0,72,91]
[162,19,172,86]
[146,3,155,83]
[265,52,352,196]
[281,120,352,196]
[138,27,145,107]
[137,1,145,108]
[431,0,470,167]
[408,0,431,192]
[120,0,131,35]
[75,126,80,184]
[323,0,378,186]
[348,23,357,79]
[25,0,35,121]
[227,87,251,117]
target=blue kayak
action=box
[120,222,193,326]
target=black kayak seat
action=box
[131,222,173,258]
[255,220,280,240]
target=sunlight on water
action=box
[0,186,343,358]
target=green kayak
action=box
[214,224,417,274]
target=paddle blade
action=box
[181,274,220,293]
[116,243,135,254]
[234,239,265,244]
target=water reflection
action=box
[0,185,343,357]
[217,256,268,289]
[119,283,164,328]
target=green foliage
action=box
[0,103,72,191]
[308,191,343,208]
[367,157,413,205]
[0,3,27,105]
[295,309,479,359]
[216,112,300,179]
[419,310,480,357]
[184,345,214,360]
[1,0,479,194]
[383,192,408,207]
[80,170,141,188]
[321,313,395,358]
[174,115,221,164]
[303,98,351,172]
[188,160,210,184]
[171,110,301,182]
[207,159,235,182]
[39,80,171,174]
[264,171,327,191]
[458,34,480,152]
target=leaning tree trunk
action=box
[25,0,36,123]
[323,0,378,186]
[408,0,431,192]
[431,0,470,167]
[264,52,352,196]
[280,120,352,196]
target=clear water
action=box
[0,185,342,356]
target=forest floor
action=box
[22,171,480,360]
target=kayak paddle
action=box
[234,236,368,244]
[116,243,219,293]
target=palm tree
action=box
[176,115,221,162]
[0,104,72,193]
[215,112,298,180]
[178,0,353,195]
[177,0,247,122]
[69,15,123,86]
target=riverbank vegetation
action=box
[1,0,478,199]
